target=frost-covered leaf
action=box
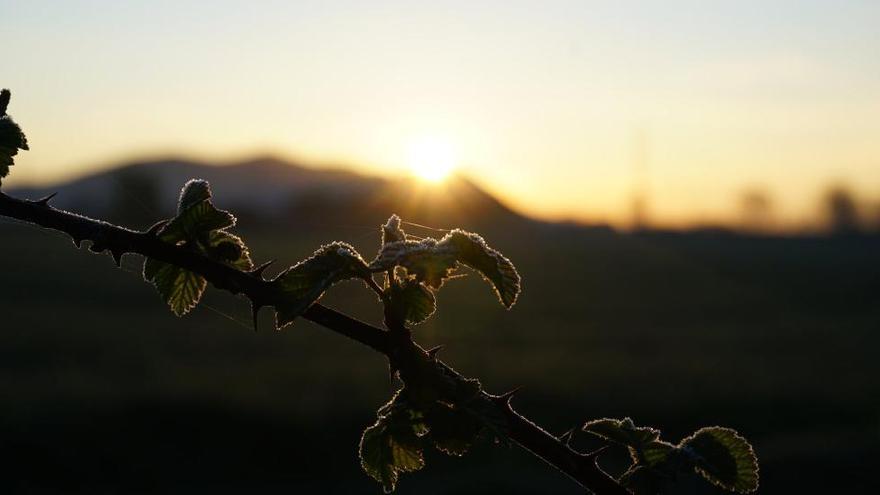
[373,239,458,289]
[273,242,370,329]
[582,418,661,449]
[382,214,406,245]
[425,402,483,456]
[371,223,521,308]
[144,260,207,316]
[680,427,759,493]
[387,279,436,325]
[0,89,29,185]
[177,179,212,212]
[438,230,521,308]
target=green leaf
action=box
[582,418,661,448]
[160,199,236,243]
[382,214,406,245]
[360,419,425,493]
[0,89,29,185]
[425,402,483,456]
[360,390,426,493]
[680,427,759,493]
[143,256,164,281]
[144,260,207,316]
[387,279,436,325]
[177,179,213,212]
[360,423,399,493]
[143,180,252,317]
[272,242,370,329]
[207,230,253,271]
[438,230,521,308]
[639,440,676,468]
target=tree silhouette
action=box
[824,185,861,235]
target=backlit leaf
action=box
[639,440,676,468]
[145,260,207,316]
[382,214,406,245]
[143,179,252,316]
[160,200,236,243]
[143,256,163,281]
[360,390,426,493]
[177,179,212,212]
[272,242,370,329]
[680,427,759,493]
[208,230,253,271]
[371,224,521,307]
[438,230,521,308]
[387,279,436,325]
[425,402,483,456]
[373,238,458,289]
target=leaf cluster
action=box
[143,179,253,315]
[582,418,759,494]
[375,214,521,326]
[359,385,506,493]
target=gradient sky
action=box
[4,0,879,228]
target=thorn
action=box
[558,428,576,446]
[426,345,444,360]
[35,192,57,206]
[145,220,169,236]
[250,259,276,279]
[251,303,262,332]
[110,249,124,267]
[492,386,523,406]
[388,363,399,384]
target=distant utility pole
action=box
[631,128,650,231]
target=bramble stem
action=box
[0,190,630,495]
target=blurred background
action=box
[2,1,879,493]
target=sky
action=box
[3,0,879,228]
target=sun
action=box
[407,137,457,183]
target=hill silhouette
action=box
[10,156,530,231]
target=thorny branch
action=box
[0,190,630,494]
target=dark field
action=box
[1,220,878,493]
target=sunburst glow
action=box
[407,137,457,183]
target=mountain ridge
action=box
[8,156,532,231]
